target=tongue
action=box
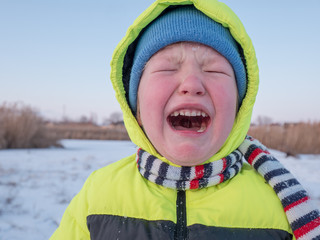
[172,116,206,132]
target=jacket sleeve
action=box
[50,207,90,240]
[49,173,94,240]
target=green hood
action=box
[110,0,259,165]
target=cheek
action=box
[209,81,238,115]
[139,89,166,113]
[139,76,175,106]
[209,81,238,142]
[138,80,173,124]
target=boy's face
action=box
[137,42,238,166]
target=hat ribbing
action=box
[129,6,247,112]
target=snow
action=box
[0,140,319,240]
[0,140,136,240]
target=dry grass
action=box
[248,122,320,155]
[45,122,130,141]
[0,103,61,149]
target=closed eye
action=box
[152,68,178,73]
[203,70,232,77]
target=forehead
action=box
[149,42,224,62]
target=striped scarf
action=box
[136,136,320,240]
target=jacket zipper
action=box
[174,190,187,240]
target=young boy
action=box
[50,0,320,239]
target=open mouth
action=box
[167,109,210,133]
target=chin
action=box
[170,157,206,167]
[166,151,211,167]
[161,142,216,166]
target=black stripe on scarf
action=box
[144,155,156,179]
[264,168,290,183]
[274,179,300,194]
[203,164,213,178]
[180,167,191,180]
[198,178,208,188]
[177,167,191,189]
[156,162,169,185]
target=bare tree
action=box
[256,115,273,126]
[104,112,123,125]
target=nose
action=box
[178,73,206,96]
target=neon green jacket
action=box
[51,0,294,239]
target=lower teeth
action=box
[197,123,206,133]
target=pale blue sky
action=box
[1,0,319,123]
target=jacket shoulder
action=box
[187,163,293,235]
[50,154,137,239]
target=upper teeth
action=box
[170,110,208,117]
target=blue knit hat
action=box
[129,6,246,112]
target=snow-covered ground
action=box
[0,139,319,240]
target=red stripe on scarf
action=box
[293,216,320,238]
[136,148,142,165]
[190,180,199,189]
[195,165,204,179]
[248,148,269,165]
[219,174,224,183]
[190,166,204,189]
[222,158,227,170]
[284,196,309,212]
